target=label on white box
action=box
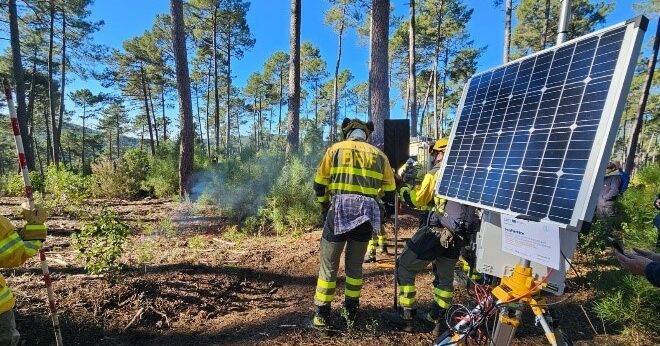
[501,215,561,270]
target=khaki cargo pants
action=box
[396,244,456,310]
[314,238,369,307]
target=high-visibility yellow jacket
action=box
[313,139,396,203]
[401,162,444,210]
[0,216,42,314]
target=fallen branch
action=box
[150,307,170,327]
[579,304,598,335]
[124,307,145,331]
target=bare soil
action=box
[0,197,655,346]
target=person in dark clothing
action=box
[615,249,660,287]
[596,162,622,218]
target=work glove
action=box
[401,159,417,186]
[431,227,454,249]
[21,202,48,224]
[19,202,48,241]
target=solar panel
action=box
[436,17,648,228]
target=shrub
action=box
[143,145,178,198]
[196,151,284,219]
[72,209,131,274]
[90,150,149,199]
[5,173,26,197]
[595,274,660,337]
[262,158,320,235]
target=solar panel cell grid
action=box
[437,24,630,225]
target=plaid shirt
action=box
[332,194,381,236]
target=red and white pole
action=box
[2,79,63,346]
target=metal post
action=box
[2,79,63,346]
[556,0,572,45]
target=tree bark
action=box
[8,0,35,170]
[140,66,156,155]
[171,0,194,198]
[146,81,159,147]
[225,38,232,156]
[503,0,512,63]
[278,71,283,136]
[370,0,389,148]
[286,0,301,157]
[625,19,659,174]
[48,0,59,164]
[540,0,551,50]
[161,86,168,141]
[331,6,346,142]
[213,8,220,158]
[81,104,86,171]
[205,58,212,158]
[57,6,66,153]
[408,0,417,136]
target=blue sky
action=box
[20,0,654,128]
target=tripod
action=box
[434,260,571,346]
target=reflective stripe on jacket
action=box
[404,163,442,210]
[0,216,43,314]
[314,139,396,202]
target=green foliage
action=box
[595,274,660,336]
[143,145,179,198]
[90,150,149,199]
[43,164,91,214]
[1,171,44,197]
[72,209,131,274]
[262,158,320,235]
[197,151,285,220]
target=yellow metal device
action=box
[434,264,566,346]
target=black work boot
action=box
[311,305,332,330]
[418,303,448,337]
[381,308,416,332]
[339,299,359,329]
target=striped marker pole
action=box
[2,79,63,346]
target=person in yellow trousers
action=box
[311,118,396,330]
[0,203,46,345]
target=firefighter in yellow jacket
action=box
[312,118,396,330]
[0,203,46,345]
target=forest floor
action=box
[0,197,656,346]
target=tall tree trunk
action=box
[205,57,212,158]
[419,62,435,136]
[140,66,156,155]
[540,0,551,50]
[146,81,159,147]
[161,86,167,141]
[286,0,301,157]
[213,8,220,158]
[314,80,319,125]
[27,49,37,149]
[432,0,444,138]
[195,82,204,154]
[225,40,232,156]
[408,0,417,137]
[171,0,194,198]
[625,20,659,174]
[57,6,66,151]
[331,7,346,142]
[116,114,121,158]
[81,105,86,171]
[8,0,35,170]
[278,71,284,136]
[43,106,51,165]
[503,0,512,63]
[370,0,389,148]
[439,47,449,137]
[48,0,59,164]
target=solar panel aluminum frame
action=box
[436,16,648,230]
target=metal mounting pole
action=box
[393,192,399,310]
[556,0,572,45]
